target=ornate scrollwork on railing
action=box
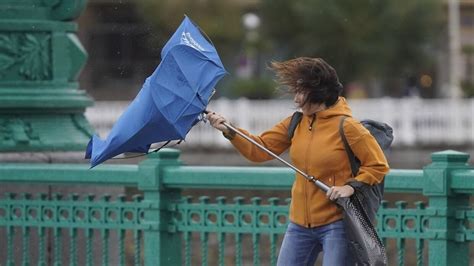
[172,195,290,266]
[451,208,474,242]
[377,200,429,265]
[172,196,290,234]
[378,200,429,238]
[0,191,149,265]
[0,192,148,229]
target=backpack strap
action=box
[288,111,303,140]
[339,116,359,177]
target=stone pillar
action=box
[0,3,129,264]
[0,0,93,152]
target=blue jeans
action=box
[277,220,351,266]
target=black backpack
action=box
[288,112,394,222]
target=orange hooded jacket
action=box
[228,97,389,228]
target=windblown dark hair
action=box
[270,57,343,107]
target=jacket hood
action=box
[312,97,352,119]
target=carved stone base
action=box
[0,113,93,152]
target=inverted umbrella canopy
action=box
[85,16,227,168]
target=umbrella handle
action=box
[222,122,330,192]
[222,122,330,191]
[204,110,330,192]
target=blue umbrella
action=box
[85,16,227,168]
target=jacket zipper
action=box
[304,114,316,227]
[309,114,316,131]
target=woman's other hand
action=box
[326,185,355,201]
[206,111,231,134]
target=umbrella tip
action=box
[84,138,93,159]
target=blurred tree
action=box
[135,0,262,98]
[229,78,276,99]
[134,0,249,66]
[260,0,443,97]
[136,0,245,44]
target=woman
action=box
[207,57,389,266]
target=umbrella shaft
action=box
[223,122,330,192]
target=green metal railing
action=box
[0,149,472,265]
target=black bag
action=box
[287,111,303,139]
[339,116,393,223]
[339,116,393,265]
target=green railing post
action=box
[423,150,471,266]
[138,149,182,266]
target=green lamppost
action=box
[0,0,93,152]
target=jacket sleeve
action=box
[228,116,292,162]
[343,118,390,185]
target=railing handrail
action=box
[0,163,138,186]
[162,166,294,190]
[451,169,474,193]
[384,169,424,193]
[0,163,426,193]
